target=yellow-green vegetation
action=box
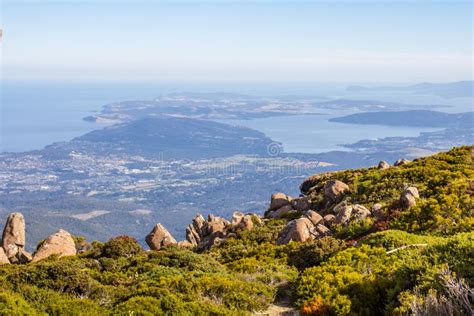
[0,146,472,315]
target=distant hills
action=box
[347,80,474,98]
[74,117,277,159]
[330,110,474,128]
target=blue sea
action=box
[0,81,468,153]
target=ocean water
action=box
[222,114,442,153]
[0,81,463,153]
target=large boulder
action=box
[32,229,76,262]
[400,187,419,208]
[277,217,314,245]
[324,180,350,202]
[268,192,291,212]
[186,214,206,246]
[146,223,177,250]
[0,248,10,265]
[2,212,26,259]
[378,160,390,170]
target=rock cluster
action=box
[184,212,260,250]
[0,212,77,265]
[145,211,262,252]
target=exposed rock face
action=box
[268,192,291,212]
[378,160,390,170]
[2,212,26,259]
[394,158,410,166]
[32,229,76,262]
[400,187,419,208]
[0,247,10,265]
[324,180,350,202]
[146,224,177,250]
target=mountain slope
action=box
[0,146,472,315]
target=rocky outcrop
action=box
[2,212,26,260]
[324,180,350,202]
[378,160,390,170]
[394,158,410,166]
[32,229,76,262]
[400,187,419,208]
[146,223,177,250]
[185,212,259,250]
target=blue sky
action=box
[1,0,472,83]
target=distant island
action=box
[329,110,474,128]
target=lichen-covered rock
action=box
[146,223,177,250]
[2,212,26,259]
[394,158,410,166]
[305,210,323,225]
[400,187,419,208]
[0,247,10,265]
[378,160,390,169]
[268,192,291,212]
[335,205,353,225]
[324,180,350,202]
[32,229,76,262]
[351,204,371,219]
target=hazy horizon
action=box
[1,0,472,83]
